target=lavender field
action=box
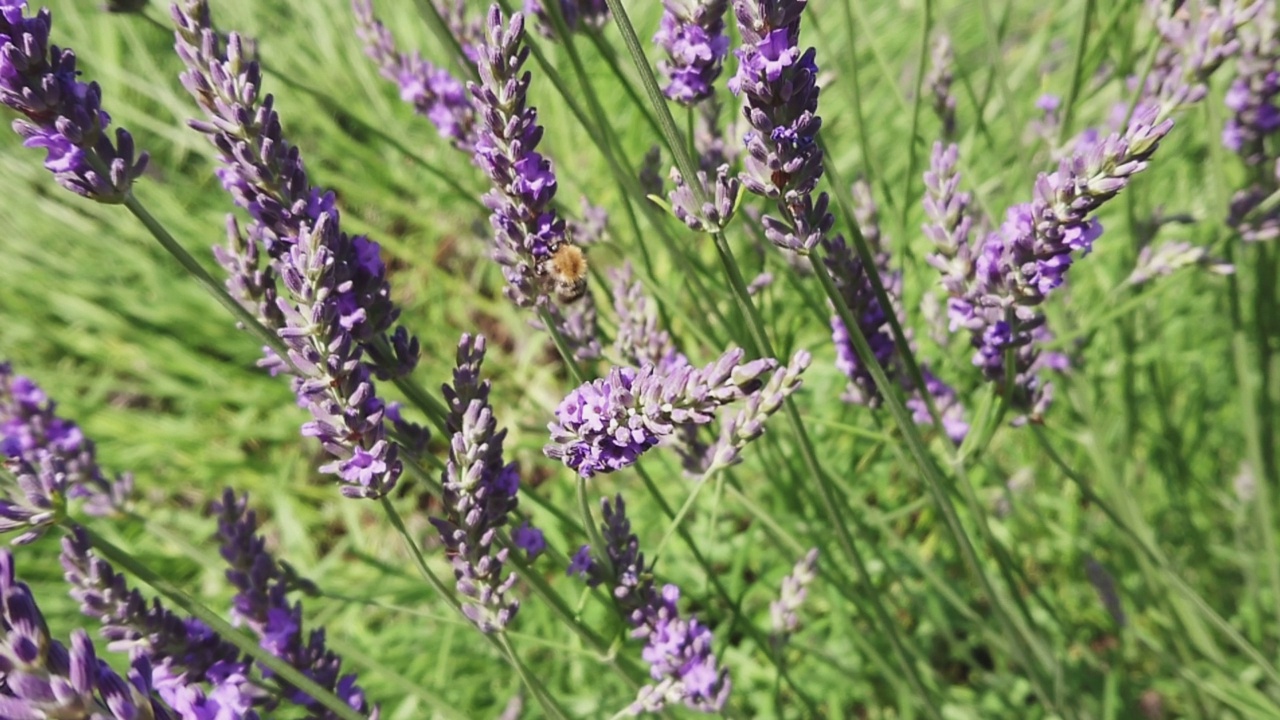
[0,0,1277,716]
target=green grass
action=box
[1,0,1277,717]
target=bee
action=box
[536,239,589,304]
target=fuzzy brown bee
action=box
[536,242,589,304]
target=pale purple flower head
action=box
[926,34,957,138]
[0,0,148,201]
[655,0,730,106]
[770,548,817,637]
[545,348,777,477]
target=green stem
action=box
[1056,0,1096,147]
[121,193,291,363]
[1031,427,1280,688]
[811,255,1060,713]
[896,0,933,253]
[378,498,571,719]
[407,0,477,82]
[75,525,368,720]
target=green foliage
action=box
[1,0,1277,717]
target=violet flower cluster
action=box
[214,489,376,718]
[1224,10,1279,242]
[353,0,477,152]
[828,182,968,443]
[728,0,828,253]
[544,347,777,477]
[568,495,730,714]
[470,6,602,360]
[669,163,741,233]
[174,0,421,499]
[0,364,131,522]
[654,0,730,106]
[60,527,262,719]
[0,0,148,202]
[925,84,1172,416]
[1143,0,1261,112]
[431,334,537,632]
[0,549,198,720]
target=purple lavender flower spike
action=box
[669,164,740,233]
[470,5,602,355]
[654,0,730,106]
[770,547,817,637]
[1127,240,1234,285]
[0,364,131,518]
[922,96,1172,419]
[511,521,546,560]
[431,334,529,632]
[925,33,957,139]
[0,0,149,202]
[214,489,377,718]
[697,349,809,472]
[545,348,778,477]
[1222,11,1279,242]
[570,495,731,714]
[59,526,261,717]
[826,180,969,439]
[173,1,424,497]
[353,0,478,152]
[610,262,688,372]
[567,198,609,246]
[0,548,203,719]
[729,0,831,254]
[1145,0,1261,111]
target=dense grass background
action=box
[1,0,1277,717]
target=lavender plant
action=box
[4,0,1280,716]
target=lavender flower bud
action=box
[0,364,131,517]
[925,33,957,139]
[352,0,478,151]
[639,145,665,197]
[922,99,1172,419]
[0,452,67,544]
[669,164,740,232]
[1,1,149,202]
[570,495,731,714]
[213,489,377,717]
[701,349,809,471]
[0,549,193,719]
[827,180,968,439]
[729,0,824,200]
[545,348,778,477]
[1083,555,1126,628]
[430,334,526,632]
[609,263,687,371]
[654,0,730,106]
[770,547,817,637]
[567,198,609,246]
